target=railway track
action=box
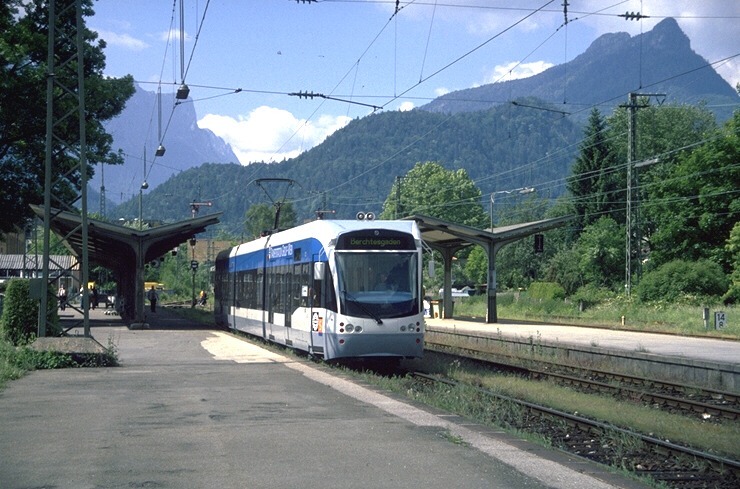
[424,337,739,422]
[409,371,740,489]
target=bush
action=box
[527,282,566,301]
[0,279,59,346]
[571,284,616,310]
[636,259,729,304]
[722,282,740,305]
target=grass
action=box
[452,294,740,339]
[355,353,740,462]
[0,333,119,389]
[166,305,214,325]
[451,369,739,457]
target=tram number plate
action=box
[312,312,323,333]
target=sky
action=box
[90,0,739,169]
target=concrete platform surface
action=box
[426,317,740,366]
[0,308,645,489]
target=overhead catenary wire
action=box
[112,1,738,226]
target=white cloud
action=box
[398,101,415,112]
[434,87,451,97]
[94,29,148,51]
[485,60,555,83]
[198,106,351,165]
[159,28,191,43]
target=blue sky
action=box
[90,1,739,167]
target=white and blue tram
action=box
[214,219,424,360]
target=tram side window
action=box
[245,270,256,308]
[323,268,337,312]
[234,271,244,307]
[269,266,284,314]
[256,269,264,309]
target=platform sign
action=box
[714,311,726,330]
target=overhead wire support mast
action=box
[289,91,382,111]
[621,92,665,297]
[190,201,213,219]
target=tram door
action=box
[309,261,326,354]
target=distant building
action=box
[0,254,80,288]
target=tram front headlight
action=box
[345,324,354,333]
[354,325,363,333]
[400,325,407,332]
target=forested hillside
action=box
[112,102,582,234]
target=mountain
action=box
[109,18,738,235]
[421,18,738,122]
[112,103,583,232]
[87,85,239,210]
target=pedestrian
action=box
[147,285,159,313]
[57,285,67,311]
[91,286,99,310]
[198,290,207,306]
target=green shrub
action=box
[12,347,75,369]
[636,259,729,304]
[571,284,616,310]
[722,283,740,305]
[527,282,566,301]
[0,279,59,346]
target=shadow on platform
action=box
[57,305,215,332]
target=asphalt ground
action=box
[0,307,647,489]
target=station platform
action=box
[0,307,646,489]
[425,316,740,391]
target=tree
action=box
[723,221,740,304]
[567,108,620,235]
[605,103,717,268]
[574,216,624,289]
[0,0,134,234]
[641,111,739,271]
[245,202,297,239]
[544,216,624,295]
[379,161,488,228]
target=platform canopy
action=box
[405,214,573,323]
[31,205,222,322]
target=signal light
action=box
[534,234,544,253]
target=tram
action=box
[214,218,424,360]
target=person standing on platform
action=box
[147,285,159,313]
[57,285,67,311]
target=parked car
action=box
[98,291,116,308]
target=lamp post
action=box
[189,236,197,308]
[489,187,535,229]
[138,181,148,230]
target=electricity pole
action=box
[623,92,664,297]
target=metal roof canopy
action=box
[405,214,573,323]
[31,205,221,323]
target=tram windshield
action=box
[335,251,419,320]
